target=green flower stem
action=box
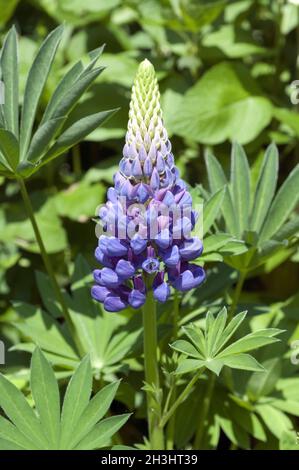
[18,177,84,357]
[160,368,204,429]
[228,270,247,322]
[194,372,215,449]
[225,270,247,391]
[142,280,164,450]
[166,291,180,450]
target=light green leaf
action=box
[0,416,38,450]
[279,430,299,450]
[208,307,227,354]
[217,415,250,449]
[204,151,238,235]
[171,62,272,145]
[204,358,224,375]
[68,381,121,449]
[247,358,282,399]
[218,332,280,357]
[13,302,78,360]
[170,340,202,359]
[59,356,92,449]
[0,437,24,450]
[250,144,279,233]
[221,353,264,372]
[203,186,226,235]
[182,324,206,354]
[231,142,250,236]
[202,25,267,58]
[0,373,48,449]
[213,311,247,355]
[256,404,292,439]
[0,129,19,170]
[75,414,131,450]
[260,164,299,242]
[31,348,60,449]
[175,359,205,375]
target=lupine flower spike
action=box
[92,59,205,312]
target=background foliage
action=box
[0,0,298,450]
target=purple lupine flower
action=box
[92,59,205,312]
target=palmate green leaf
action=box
[20,25,64,159]
[170,340,202,358]
[206,307,227,356]
[26,116,66,163]
[0,416,38,450]
[247,358,282,400]
[0,26,19,136]
[0,438,24,450]
[279,431,299,450]
[0,373,48,449]
[202,233,246,259]
[84,45,106,75]
[259,164,299,242]
[41,109,117,165]
[31,348,60,449]
[35,270,62,318]
[68,255,142,375]
[68,381,121,449]
[40,45,104,126]
[228,400,266,442]
[218,330,281,358]
[256,404,293,439]
[231,142,251,237]
[0,350,129,450]
[203,186,226,235]
[74,414,131,450]
[213,311,247,355]
[48,67,105,120]
[59,355,93,449]
[272,399,299,418]
[216,415,250,449]
[174,359,205,375]
[13,256,141,377]
[204,151,238,235]
[0,129,19,170]
[13,302,78,361]
[220,353,265,372]
[172,309,283,377]
[274,214,299,241]
[250,144,279,233]
[41,61,84,124]
[182,324,206,353]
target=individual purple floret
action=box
[92,59,205,312]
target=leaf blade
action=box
[20,25,64,158]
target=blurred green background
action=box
[0,0,299,366]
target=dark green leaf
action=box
[20,25,64,158]
[0,26,19,136]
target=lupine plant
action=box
[0,16,298,451]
